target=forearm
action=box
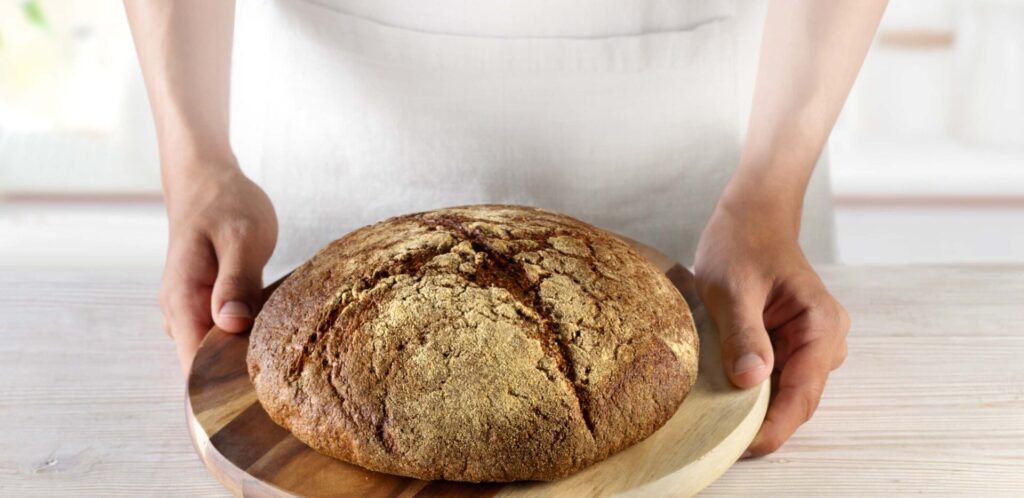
[124,0,237,194]
[723,0,887,232]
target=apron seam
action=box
[298,0,732,41]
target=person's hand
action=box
[160,159,277,374]
[694,193,849,457]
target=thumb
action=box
[210,241,264,333]
[705,293,774,389]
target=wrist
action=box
[161,145,240,184]
[716,173,804,241]
[161,154,243,212]
[155,114,236,177]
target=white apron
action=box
[230,0,838,279]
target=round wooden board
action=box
[187,237,769,498]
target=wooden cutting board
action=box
[187,237,769,497]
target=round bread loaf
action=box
[247,205,699,482]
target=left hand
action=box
[694,194,850,457]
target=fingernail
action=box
[733,353,766,375]
[741,450,752,459]
[220,301,251,319]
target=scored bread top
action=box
[247,204,698,482]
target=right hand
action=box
[160,160,278,374]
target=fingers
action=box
[170,289,213,375]
[763,275,851,371]
[160,233,218,375]
[721,313,774,389]
[833,340,848,370]
[701,282,775,389]
[210,237,265,333]
[746,337,832,456]
[160,218,271,376]
[743,279,850,457]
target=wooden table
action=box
[1,266,1022,496]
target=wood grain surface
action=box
[1,265,1022,496]
[186,238,770,497]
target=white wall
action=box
[0,0,161,193]
[829,0,1024,264]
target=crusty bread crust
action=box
[248,205,699,482]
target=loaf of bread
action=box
[247,205,698,482]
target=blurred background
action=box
[1,0,1022,268]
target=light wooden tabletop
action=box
[1,265,1022,497]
